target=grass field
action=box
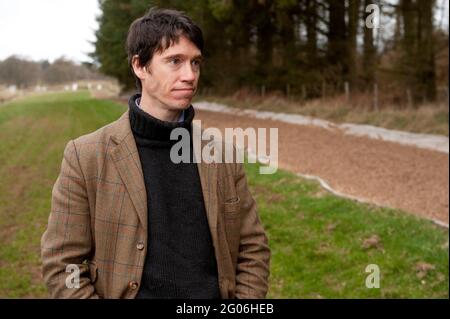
[0,92,448,298]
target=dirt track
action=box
[195,109,449,225]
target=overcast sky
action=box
[0,0,100,63]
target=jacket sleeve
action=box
[234,162,271,298]
[41,140,99,298]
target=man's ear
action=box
[131,55,148,80]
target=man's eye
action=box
[170,58,181,65]
[192,60,202,68]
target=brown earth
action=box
[195,109,449,225]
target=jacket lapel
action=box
[109,110,148,231]
[193,122,219,249]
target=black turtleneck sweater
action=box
[128,94,220,299]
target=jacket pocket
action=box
[223,196,241,218]
[223,197,241,257]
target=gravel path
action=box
[194,107,449,226]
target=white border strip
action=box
[294,172,449,229]
[195,101,449,154]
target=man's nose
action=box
[180,63,196,82]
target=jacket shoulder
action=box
[68,111,129,171]
[74,112,128,151]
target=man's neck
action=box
[139,94,182,122]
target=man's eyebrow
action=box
[163,54,203,61]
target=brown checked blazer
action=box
[40,109,271,299]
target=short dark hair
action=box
[126,7,204,92]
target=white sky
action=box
[0,0,100,63]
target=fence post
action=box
[445,86,449,109]
[373,83,379,112]
[261,85,266,98]
[406,88,413,109]
[301,85,306,100]
[345,81,350,104]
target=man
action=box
[41,7,270,299]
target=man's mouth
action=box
[173,88,194,92]
[172,88,195,99]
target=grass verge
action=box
[194,94,449,137]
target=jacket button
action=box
[136,242,144,250]
[129,281,139,290]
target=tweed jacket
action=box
[40,109,271,299]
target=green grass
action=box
[0,92,448,298]
[246,164,449,298]
[0,92,126,298]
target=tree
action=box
[398,0,437,103]
[93,0,137,91]
[417,0,437,101]
[326,0,349,92]
[0,56,40,88]
[90,0,446,104]
[363,0,376,90]
[348,0,361,89]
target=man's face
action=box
[137,35,202,111]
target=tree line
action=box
[93,0,449,106]
[0,56,106,89]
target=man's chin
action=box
[170,99,193,109]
